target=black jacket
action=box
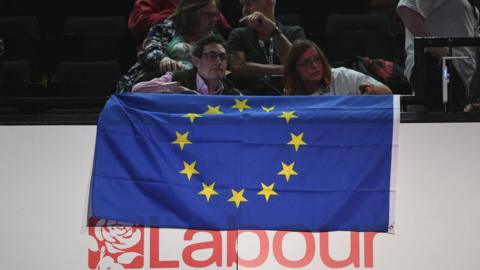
[172,68,242,95]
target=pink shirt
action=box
[132,72,225,95]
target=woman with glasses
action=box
[128,0,232,48]
[132,34,241,95]
[117,0,224,93]
[284,39,392,96]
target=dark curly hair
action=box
[192,34,227,58]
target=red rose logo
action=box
[88,218,144,269]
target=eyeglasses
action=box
[202,51,227,61]
[296,56,323,68]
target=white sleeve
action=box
[397,0,447,19]
[331,67,387,95]
[342,68,387,88]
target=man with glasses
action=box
[132,34,241,95]
[227,0,305,95]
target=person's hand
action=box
[132,81,186,93]
[158,83,192,94]
[177,86,200,94]
[157,85,198,95]
[159,57,181,74]
[358,84,375,95]
[464,102,480,112]
[428,47,448,66]
[239,11,275,36]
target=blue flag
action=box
[91,94,398,233]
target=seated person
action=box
[464,102,480,112]
[128,0,232,47]
[227,0,305,95]
[284,39,392,96]
[132,34,241,95]
[117,0,223,93]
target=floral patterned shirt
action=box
[166,34,194,71]
[117,19,179,93]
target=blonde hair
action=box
[284,39,332,95]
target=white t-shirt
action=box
[397,0,479,91]
[312,67,386,96]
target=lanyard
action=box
[258,37,275,64]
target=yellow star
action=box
[279,111,298,123]
[198,182,218,202]
[257,182,278,202]
[262,106,275,112]
[172,131,192,151]
[204,105,223,114]
[287,132,307,152]
[278,162,298,182]
[228,189,248,208]
[183,113,202,123]
[180,161,199,180]
[231,99,251,112]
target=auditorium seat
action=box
[327,31,395,61]
[0,107,20,114]
[0,16,43,82]
[64,16,127,35]
[276,0,370,35]
[277,14,302,27]
[58,16,136,72]
[0,16,40,36]
[324,14,394,61]
[50,61,121,97]
[325,13,390,33]
[0,60,33,97]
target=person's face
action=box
[194,1,219,37]
[194,43,227,81]
[296,47,324,86]
[241,0,269,16]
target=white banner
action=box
[1,123,480,269]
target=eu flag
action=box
[91,94,398,233]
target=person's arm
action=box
[359,84,393,95]
[397,5,447,60]
[337,67,392,95]
[227,23,284,80]
[132,72,192,93]
[239,11,293,63]
[229,51,284,79]
[355,70,392,95]
[128,0,177,45]
[274,26,306,63]
[138,20,180,72]
[217,14,232,29]
[270,29,292,64]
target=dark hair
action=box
[192,34,227,57]
[170,0,219,35]
[284,39,332,95]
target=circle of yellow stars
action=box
[172,98,307,208]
